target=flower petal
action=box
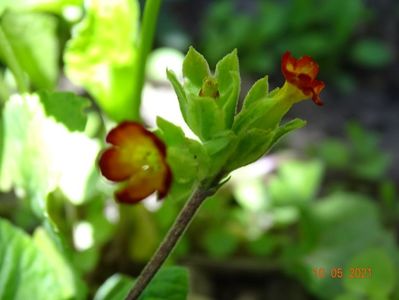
[99,148,136,181]
[281,51,324,105]
[115,164,172,204]
[99,121,172,204]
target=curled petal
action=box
[281,51,325,105]
[99,121,172,204]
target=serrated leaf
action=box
[0,11,58,89]
[243,76,269,109]
[226,128,274,172]
[166,69,189,122]
[0,218,85,300]
[64,0,139,121]
[182,46,210,89]
[186,95,225,141]
[38,91,89,132]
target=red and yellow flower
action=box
[99,122,172,204]
[281,51,325,105]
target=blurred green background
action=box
[0,0,398,299]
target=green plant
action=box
[200,0,393,88]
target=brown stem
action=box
[125,186,210,300]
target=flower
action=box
[99,122,172,204]
[281,51,325,105]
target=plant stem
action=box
[125,186,210,300]
[0,25,28,94]
[131,0,162,120]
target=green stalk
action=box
[0,72,10,106]
[131,0,162,120]
[0,25,28,94]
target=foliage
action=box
[200,0,393,87]
[0,0,397,299]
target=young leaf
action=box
[271,118,307,145]
[243,76,269,109]
[156,116,186,147]
[226,128,274,172]
[233,97,291,134]
[0,218,86,300]
[166,69,189,122]
[0,11,58,89]
[215,48,239,93]
[182,46,210,89]
[38,91,90,132]
[219,70,240,128]
[186,95,225,141]
[215,50,240,128]
[203,130,237,176]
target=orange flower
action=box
[281,51,325,105]
[99,122,172,204]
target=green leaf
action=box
[233,97,291,134]
[156,116,186,147]
[226,128,274,172]
[215,50,240,128]
[33,227,87,299]
[215,48,239,94]
[219,70,240,128]
[0,11,58,89]
[94,274,133,300]
[166,69,189,122]
[139,266,189,300]
[203,130,237,176]
[167,146,199,184]
[293,193,396,299]
[64,0,139,121]
[202,227,239,258]
[268,160,324,205]
[0,94,99,210]
[271,118,307,145]
[0,0,82,15]
[182,46,210,89]
[186,95,225,141]
[351,39,393,68]
[317,139,350,169]
[243,76,269,109]
[344,248,395,298]
[0,218,85,300]
[38,91,89,132]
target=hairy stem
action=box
[130,0,162,120]
[125,186,210,300]
[0,25,28,94]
